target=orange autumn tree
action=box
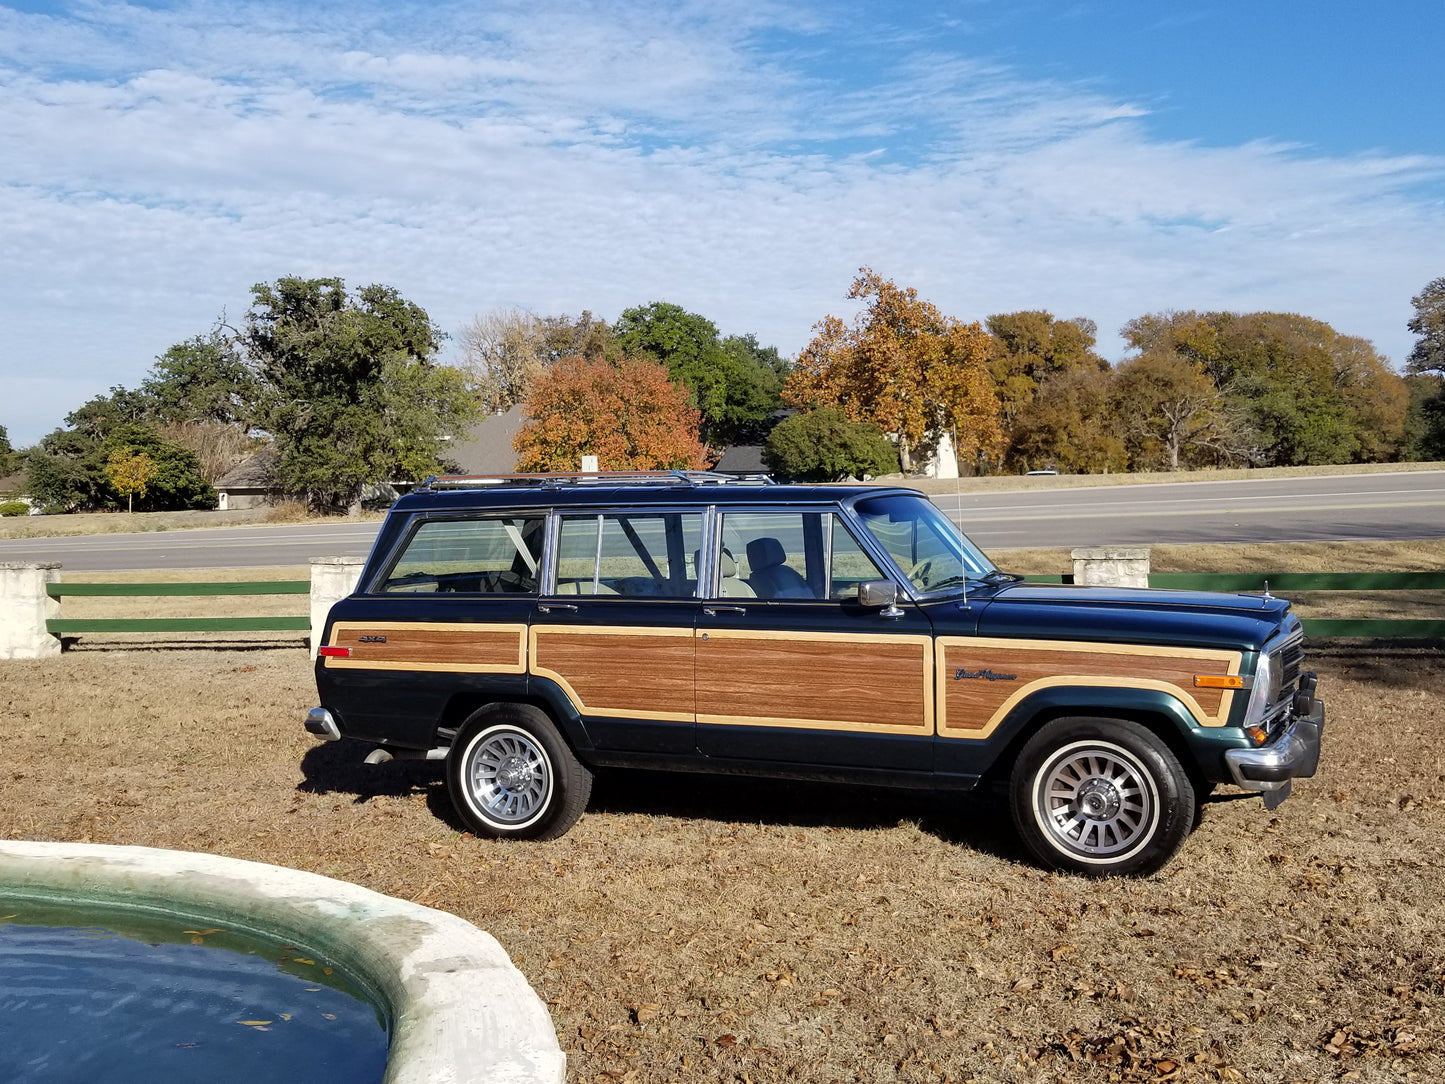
[514,354,709,471]
[786,269,1002,470]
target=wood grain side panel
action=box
[532,628,694,720]
[696,633,930,730]
[937,639,1240,735]
[326,622,526,673]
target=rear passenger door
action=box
[694,509,935,772]
[530,509,702,755]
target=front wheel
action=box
[1010,717,1195,877]
[446,704,592,840]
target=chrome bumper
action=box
[1223,694,1325,810]
[304,706,341,742]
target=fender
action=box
[935,683,1248,779]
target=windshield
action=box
[852,493,996,595]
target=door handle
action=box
[538,602,579,614]
[703,605,747,616]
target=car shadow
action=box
[296,744,1029,863]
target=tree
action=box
[1111,353,1244,471]
[140,328,256,426]
[786,269,1002,470]
[1006,368,1126,474]
[763,408,899,481]
[986,311,1107,440]
[459,309,612,413]
[1408,277,1445,375]
[106,448,156,513]
[613,302,784,445]
[513,355,708,472]
[1403,375,1445,461]
[27,421,215,512]
[242,276,482,512]
[0,424,18,477]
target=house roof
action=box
[444,406,524,475]
[216,445,281,490]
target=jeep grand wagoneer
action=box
[307,471,1324,876]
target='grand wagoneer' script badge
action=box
[955,668,1017,681]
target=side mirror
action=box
[859,580,904,618]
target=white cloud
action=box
[0,0,1441,446]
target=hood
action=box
[959,582,1295,653]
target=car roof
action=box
[389,472,922,513]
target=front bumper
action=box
[1223,686,1325,810]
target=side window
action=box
[554,512,702,598]
[715,512,886,601]
[829,516,887,600]
[719,512,819,599]
[381,516,544,594]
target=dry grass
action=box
[0,506,381,540]
[2,643,1443,1083]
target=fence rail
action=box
[1023,571,1444,640]
[45,580,309,636]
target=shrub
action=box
[763,407,900,481]
[0,501,27,517]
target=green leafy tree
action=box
[140,328,256,426]
[28,422,215,512]
[613,302,784,445]
[1111,353,1244,471]
[513,355,707,471]
[106,448,156,512]
[0,424,19,477]
[763,408,899,481]
[1407,277,1445,376]
[242,276,482,512]
[1403,375,1445,461]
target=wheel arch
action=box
[437,681,593,757]
[978,685,1206,789]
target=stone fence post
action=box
[310,556,365,657]
[1070,547,1151,589]
[0,562,62,659]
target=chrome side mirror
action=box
[859,580,904,618]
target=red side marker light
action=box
[318,646,352,658]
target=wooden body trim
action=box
[696,628,934,735]
[530,625,695,722]
[325,621,528,673]
[935,636,1242,737]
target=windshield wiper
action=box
[981,570,1024,584]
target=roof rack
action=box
[416,470,777,490]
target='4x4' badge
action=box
[954,668,1017,681]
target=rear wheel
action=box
[1010,717,1195,877]
[447,703,591,840]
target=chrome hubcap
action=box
[1036,743,1156,858]
[467,729,551,826]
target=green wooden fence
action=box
[1023,571,1445,640]
[45,581,310,635]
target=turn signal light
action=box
[1245,725,1269,745]
[318,646,352,658]
[1194,674,1245,689]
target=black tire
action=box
[446,703,592,841]
[1009,716,1195,877]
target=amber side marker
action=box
[1194,674,1245,690]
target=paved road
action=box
[2,471,1442,571]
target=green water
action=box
[0,900,388,1083]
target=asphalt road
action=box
[2,470,1442,571]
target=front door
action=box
[694,509,935,771]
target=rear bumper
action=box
[304,706,342,742]
[1223,691,1324,809]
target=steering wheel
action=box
[906,558,935,590]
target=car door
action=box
[529,508,702,755]
[694,508,935,772]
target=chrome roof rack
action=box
[416,470,777,491]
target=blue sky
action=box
[2,0,1442,447]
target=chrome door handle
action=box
[538,602,579,613]
[703,605,747,616]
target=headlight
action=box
[1242,652,1277,730]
